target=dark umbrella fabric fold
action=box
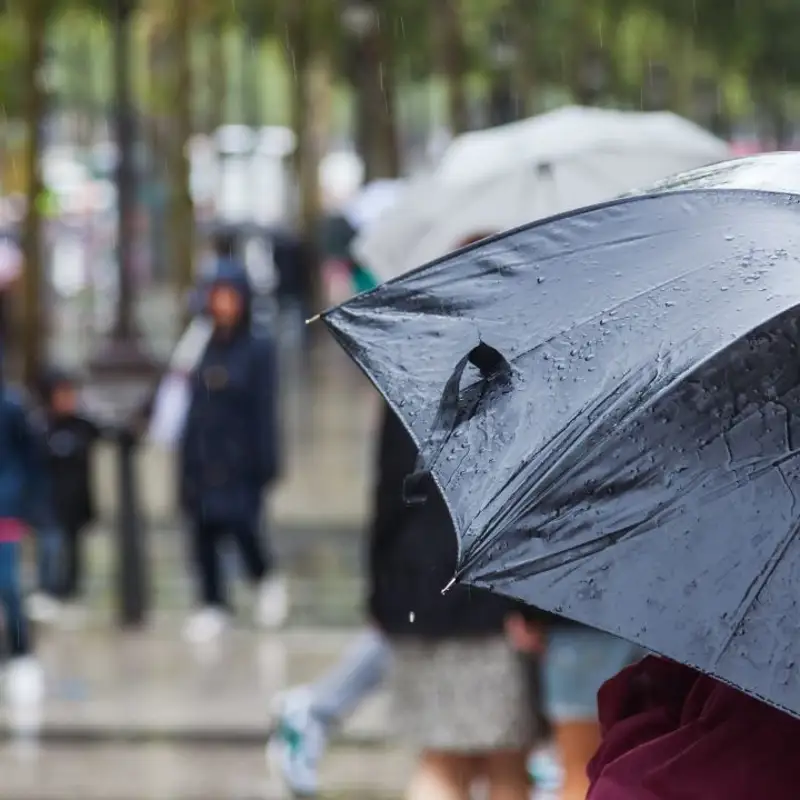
[323,157,800,717]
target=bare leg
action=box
[554,719,601,800]
[482,749,531,800]
[406,751,479,800]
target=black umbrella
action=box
[322,153,800,717]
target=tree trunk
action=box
[169,0,195,313]
[206,21,226,133]
[142,24,169,285]
[568,6,604,107]
[487,70,517,126]
[242,36,261,128]
[20,0,47,386]
[755,81,790,149]
[285,2,316,231]
[283,0,324,320]
[433,0,469,135]
[510,0,538,117]
[353,11,400,181]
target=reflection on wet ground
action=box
[18,629,387,740]
[0,741,413,800]
[0,629,405,799]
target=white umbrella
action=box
[342,179,406,231]
[353,106,731,282]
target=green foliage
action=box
[4,0,800,129]
[0,11,26,116]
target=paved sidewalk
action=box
[6,628,389,743]
[0,627,408,799]
[0,741,413,800]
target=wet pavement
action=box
[13,628,388,741]
[0,627,408,799]
[0,741,412,799]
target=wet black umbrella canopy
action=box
[323,153,800,717]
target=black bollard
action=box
[116,429,147,627]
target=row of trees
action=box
[7,0,800,177]
[8,1,800,216]
[4,0,800,380]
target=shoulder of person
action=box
[73,412,100,429]
[0,387,35,420]
[0,390,42,440]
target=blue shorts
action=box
[542,627,642,722]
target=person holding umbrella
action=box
[367,401,540,800]
[269,233,557,798]
[320,152,800,798]
[507,611,639,800]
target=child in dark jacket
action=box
[30,370,100,618]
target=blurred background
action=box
[0,0,797,797]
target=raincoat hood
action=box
[207,256,253,328]
[36,367,76,406]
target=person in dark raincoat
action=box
[179,252,285,643]
[369,402,539,800]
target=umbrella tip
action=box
[441,577,456,595]
[305,314,321,325]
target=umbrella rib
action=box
[459,359,800,584]
[709,485,800,669]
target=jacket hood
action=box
[36,367,77,405]
[207,257,253,327]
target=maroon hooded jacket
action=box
[587,655,800,800]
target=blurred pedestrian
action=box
[180,250,285,643]
[507,615,641,800]
[0,383,46,711]
[371,403,536,800]
[270,231,544,798]
[270,405,544,800]
[269,627,390,795]
[27,369,102,624]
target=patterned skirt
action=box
[390,635,537,751]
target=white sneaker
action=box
[26,593,62,624]
[254,575,288,629]
[5,658,44,706]
[5,657,45,740]
[182,607,229,644]
[529,743,563,798]
[267,687,327,796]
